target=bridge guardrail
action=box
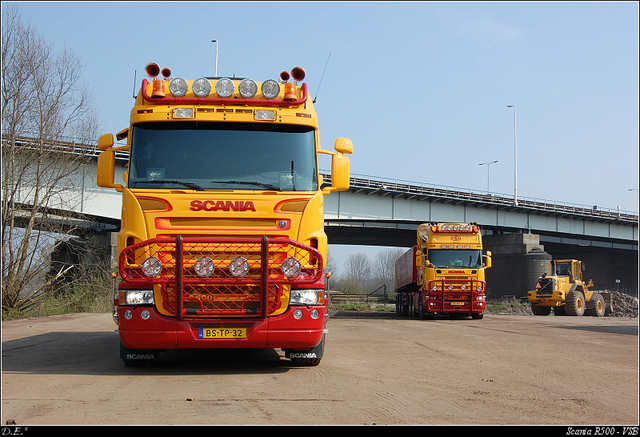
[4,135,636,223]
[320,170,638,223]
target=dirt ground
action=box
[2,311,638,426]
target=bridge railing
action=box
[320,170,638,223]
[4,135,636,223]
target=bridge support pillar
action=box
[48,231,119,292]
[483,233,552,299]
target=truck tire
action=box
[418,295,427,320]
[585,293,606,317]
[287,334,324,367]
[120,342,157,367]
[531,303,551,316]
[401,294,409,316]
[564,290,585,316]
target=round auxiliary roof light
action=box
[229,256,250,278]
[238,79,258,98]
[141,256,163,278]
[281,257,302,278]
[194,257,215,277]
[169,78,188,97]
[215,78,235,98]
[145,62,160,78]
[261,79,280,99]
[192,78,211,97]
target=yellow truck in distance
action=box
[97,63,352,366]
[395,223,492,319]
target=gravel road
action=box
[2,311,638,425]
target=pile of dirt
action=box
[605,290,639,318]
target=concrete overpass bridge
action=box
[6,135,638,297]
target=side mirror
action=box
[483,251,492,269]
[334,137,353,155]
[320,138,353,194]
[98,133,114,151]
[97,148,123,190]
[330,152,350,192]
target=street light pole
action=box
[507,105,517,206]
[212,39,219,77]
[629,188,639,212]
[479,160,498,193]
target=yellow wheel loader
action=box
[527,259,611,317]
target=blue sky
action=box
[6,1,639,268]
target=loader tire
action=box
[531,303,551,316]
[585,293,606,317]
[564,290,585,316]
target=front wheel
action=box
[286,334,324,366]
[564,290,586,316]
[120,342,158,367]
[531,303,551,316]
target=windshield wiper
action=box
[211,180,282,191]
[143,180,205,191]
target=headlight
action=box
[141,256,162,277]
[238,79,257,98]
[124,290,154,305]
[281,257,301,278]
[169,78,188,97]
[290,289,319,306]
[261,79,280,99]
[194,256,215,277]
[215,78,234,98]
[229,256,249,277]
[255,109,276,120]
[192,77,211,97]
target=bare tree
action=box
[2,6,99,314]
[343,252,372,291]
[374,248,404,288]
[325,250,338,276]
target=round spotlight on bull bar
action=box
[194,256,215,277]
[261,79,280,99]
[238,79,258,98]
[281,257,302,278]
[141,256,163,278]
[192,77,212,97]
[215,78,235,98]
[229,256,250,277]
[169,78,188,97]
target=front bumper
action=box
[118,304,326,350]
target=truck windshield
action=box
[427,249,483,269]
[128,122,317,191]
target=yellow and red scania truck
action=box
[395,223,492,319]
[96,63,352,366]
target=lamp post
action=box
[479,160,498,193]
[507,105,517,206]
[211,39,219,77]
[630,188,639,212]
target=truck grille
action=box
[119,236,322,318]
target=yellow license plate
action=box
[199,328,247,339]
[451,302,465,306]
